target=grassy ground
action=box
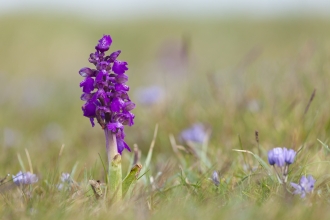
[1,13,330,219]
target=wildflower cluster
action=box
[79,35,135,154]
[267,147,317,198]
[290,175,316,198]
[268,147,296,166]
[267,147,296,183]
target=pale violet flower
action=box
[58,173,73,190]
[211,171,220,186]
[268,147,285,167]
[267,147,297,183]
[283,148,296,165]
[268,147,296,167]
[12,171,38,186]
[180,123,208,144]
[291,175,316,198]
[135,86,165,106]
[60,173,71,183]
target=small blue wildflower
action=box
[284,147,296,165]
[268,147,297,183]
[58,173,73,190]
[267,147,296,167]
[135,86,165,106]
[211,171,220,186]
[180,123,208,144]
[12,171,38,186]
[60,173,71,183]
[267,148,276,165]
[267,147,285,167]
[290,175,316,198]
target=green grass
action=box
[1,13,330,219]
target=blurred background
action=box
[1,0,330,178]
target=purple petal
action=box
[116,111,135,126]
[60,173,71,183]
[94,70,109,89]
[124,101,135,111]
[108,50,121,62]
[300,176,308,186]
[125,112,135,126]
[301,175,316,193]
[96,89,110,105]
[95,70,106,83]
[284,148,296,164]
[79,67,94,77]
[113,91,130,101]
[110,97,124,112]
[96,106,110,115]
[106,75,117,84]
[96,61,110,71]
[107,122,123,132]
[115,83,129,92]
[290,182,306,197]
[112,60,128,74]
[90,118,95,127]
[82,102,96,117]
[290,182,301,191]
[121,92,130,101]
[80,77,95,94]
[95,35,112,52]
[12,171,38,185]
[89,52,101,64]
[273,147,285,167]
[306,176,316,192]
[212,171,220,186]
[268,150,276,165]
[81,93,94,101]
[116,73,128,83]
[116,137,131,154]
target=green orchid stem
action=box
[104,129,117,168]
[104,129,122,202]
[109,154,122,202]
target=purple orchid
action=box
[79,35,135,155]
[290,175,316,198]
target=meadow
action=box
[1,13,330,219]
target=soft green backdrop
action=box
[1,13,330,219]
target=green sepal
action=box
[122,164,142,198]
